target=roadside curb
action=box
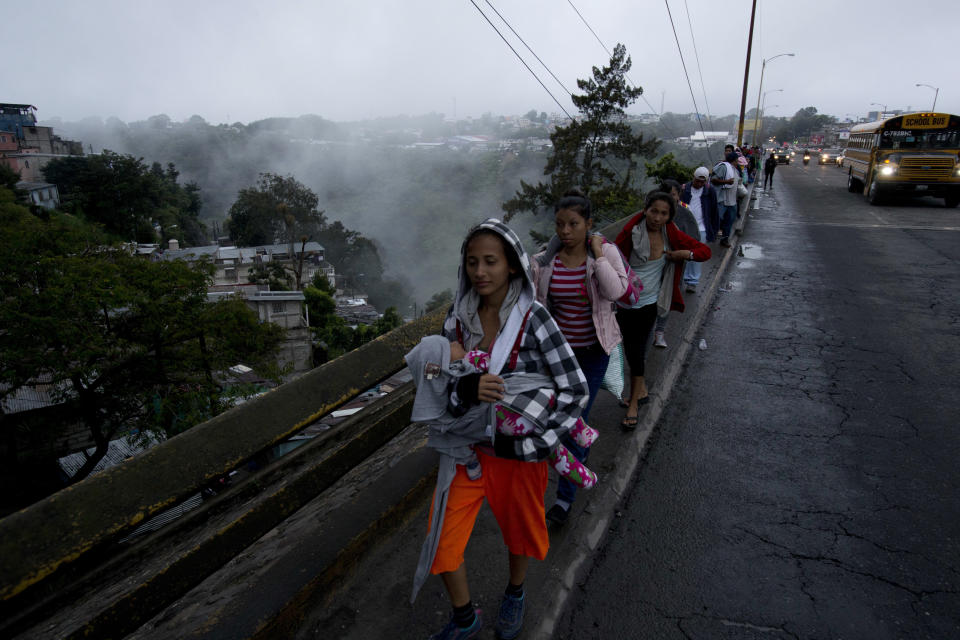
[532,182,755,639]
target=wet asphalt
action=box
[556,163,960,639]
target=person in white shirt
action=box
[711,150,740,247]
[680,166,720,293]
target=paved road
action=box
[558,163,960,639]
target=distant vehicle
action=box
[846,112,960,207]
[773,149,791,164]
[819,149,841,165]
[836,150,846,167]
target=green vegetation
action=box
[503,44,661,224]
[42,150,207,246]
[0,187,284,499]
[644,152,696,186]
[769,107,838,144]
[303,272,403,363]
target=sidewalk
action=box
[125,187,756,640]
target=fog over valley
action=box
[48,113,556,307]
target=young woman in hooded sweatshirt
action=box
[425,219,588,640]
[531,189,628,525]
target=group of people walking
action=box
[408,164,749,638]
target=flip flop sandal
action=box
[620,415,639,429]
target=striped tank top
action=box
[548,256,597,348]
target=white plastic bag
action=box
[600,342,625,400]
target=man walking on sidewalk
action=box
[763,153,777,189]
[680,167,719,294]
[711,150,740,248]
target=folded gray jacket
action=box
[406,334,554,602]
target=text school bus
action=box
[844,112,960,207]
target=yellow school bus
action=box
[844,112,960,207]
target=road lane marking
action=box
[753,220,960,232]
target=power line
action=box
[469,0,633,191]
[564,0,714,185]
[468,0,573,119]
[565,0,661,117]
[664,0,713,167]
[483,0,571,96]
[683,0,713,130]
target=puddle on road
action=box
[737,243,763,259]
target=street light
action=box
[915,83,939,111]
[756,89,782,142]
[761,89,782,117]
[870,102,888,119]
[751,53,796,147]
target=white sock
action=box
[554,499,571,512]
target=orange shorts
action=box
[429,448,549,574]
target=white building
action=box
[676,131,730,148]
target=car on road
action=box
[773,149,791,164]
[818,149,842,165]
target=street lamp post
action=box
[756,89,783,143]
[751,53,795,147]
[870,102,888,119]
[915,83,939,111]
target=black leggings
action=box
[616,304,658,377]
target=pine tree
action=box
[503,44,660,223]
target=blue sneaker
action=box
[430,608,482,640]
[495,592,525,639]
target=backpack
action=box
[604,238,644,308]
[538,234,643,309]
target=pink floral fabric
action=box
[464,347,598,489]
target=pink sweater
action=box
[532,240,628,355]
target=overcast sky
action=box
[8,0,957,126]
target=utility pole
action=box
[736,0,758,147]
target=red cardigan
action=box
[614,212,712,313]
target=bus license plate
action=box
[916,185,928,191]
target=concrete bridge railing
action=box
[0,216,645,639]
[0,311,444,639]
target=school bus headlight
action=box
[880,165,896,176]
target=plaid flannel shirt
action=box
[444,301,588,462]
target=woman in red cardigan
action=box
[613,191,711,428]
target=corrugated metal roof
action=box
[162,242,324,263]
[0,380,71,414]
[57,432,162,478]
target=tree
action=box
[247,262,293,290]
[227,173,326,289]
[303,285,336,327]
[0,164,20,191]
[644,152,696,187]
[41,151,207,245]
[425,289,454,315]
[771,107,837,144]
[227,173,325,247]
[0,190,283,488]
[310,270,336,295]
[503,44,660,223]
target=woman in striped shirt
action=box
[532,189,629,524]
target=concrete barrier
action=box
[0,312,442,638]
